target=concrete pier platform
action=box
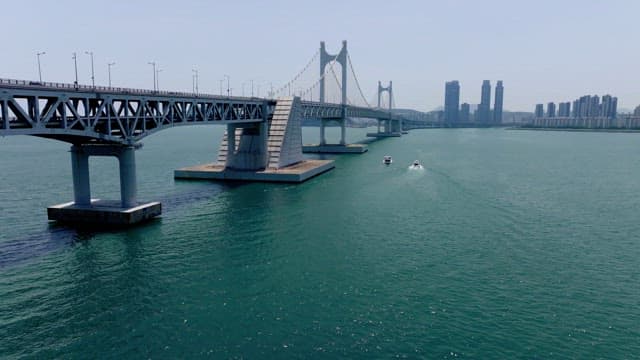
[366,132,402,138]
[303,144,368,154]
[174,159,334,183]
[48,200,161,226]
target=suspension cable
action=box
[347,54,371,108]
[271,49,320,97]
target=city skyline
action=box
[0,0,638,112]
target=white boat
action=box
[409,160,424,169]
[383,155,393,165]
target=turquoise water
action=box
[1,127,639,358]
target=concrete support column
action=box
[1,100,8,130]
[227,124,236,166]
[70,145,91,206]
[320,120,326,145]
[340,119,346,145]
[118,146,137,208]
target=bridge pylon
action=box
[304,41,367,154]
[367,80,403,138]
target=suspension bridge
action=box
[0,41,431,225]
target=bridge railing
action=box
[0,77,270,103]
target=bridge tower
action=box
[377,80,392,110]
[373,80,402,137]
[319,41,347,146]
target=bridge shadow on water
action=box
[0,181,246,270]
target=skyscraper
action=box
[460,103,470,123]
[478,80,491,124]
[444,81,460,124]
[547,102,556,117]
[535,104,544,118]
[493,80,504,124]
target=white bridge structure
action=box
[0,41,431,225]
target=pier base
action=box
[366,132,402,138]
[175,159,334,183]
[303,143,367,153]
[48,200,161,226]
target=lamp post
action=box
[192,69,199,95]
[72,52,79,86]
[85,51,95,87]
[36,51,45,82]
[156,68,162,91]
[251,79,254,97]
[107,62,115,87]
[148,61,156,91]
[224,74,230,97]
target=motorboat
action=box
[409,160,424,169]
[383,155,393,165]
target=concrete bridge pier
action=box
[48,144,161,226]
[175,96,335,182]
[303,117,367,153]
[367,118,402,138]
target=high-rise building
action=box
[460,103,470,123]
[558,102,571,117]
[444,81,460,124]
[589,95,600,117]
[538,94,619,120]
[547,102,556,117]
[478,80,491,124]
[493,80,504,124]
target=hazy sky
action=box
[2,0,638,112]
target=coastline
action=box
[506,127,640,133]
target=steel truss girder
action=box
[299,101,403,121]
[0,86,270,144]
[0,80,433,143]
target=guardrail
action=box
[0,77,271,103]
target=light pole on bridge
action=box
[36,51,45,82]
[72,52,79,87]
[148,61,156,91]
[224,74,230,97]
[192,69,199,95]
[85,51,95,87]
[156,68,162,91]
[108,62,116,87]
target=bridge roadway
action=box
[0,78,412,145]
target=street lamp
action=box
[85,51,95,87]
[148,61,156,91]
[72,52,79,87]
[156,68,162,91]
[107,62,116,87]
[36,52,45,82]
[250,79,254,97]
[192,69,199,95]
[224,74,230,97]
